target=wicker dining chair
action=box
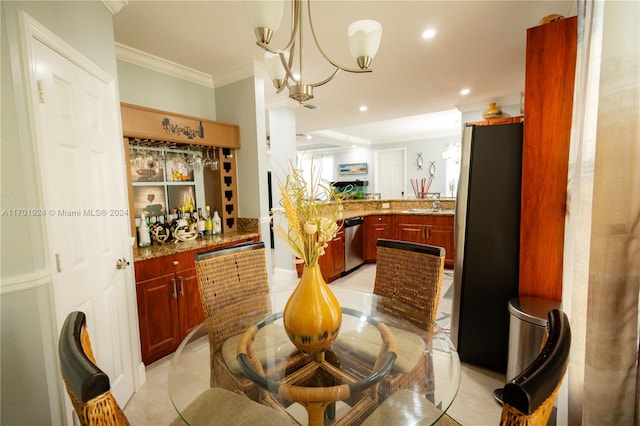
[335,239,446,399]
[59,311,293,426]
[58,311,130,426]
[373,239,445,328]
[500,309,571,426]
[194,241,307,401]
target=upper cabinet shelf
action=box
[121,103,240,149]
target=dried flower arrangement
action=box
[271,162,345,266]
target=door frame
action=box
[18,10,144,421]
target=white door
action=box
[30,38,136,409]
[374,148,406,198]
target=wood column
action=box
[519,16,578,300]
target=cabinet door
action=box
[177,267,205,337]
[426,225,455,269]
[136,273,181,364]
[397,223,427,244]
[363,216,391,262]
[329,228,344,279]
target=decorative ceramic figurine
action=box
[539,14,565,25]
[151,226,170,244]
[173,222,199,241]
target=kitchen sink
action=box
[402,208,454,213]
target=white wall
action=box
[300,104,524,199]
[117,60,216,120]
[215,77,267,221]
[326,134,461,197]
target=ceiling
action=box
[112,1,576,150]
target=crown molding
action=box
[101,0,128,15]
[115,43,214,88]
[211,62,257,89]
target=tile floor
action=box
[124,263,504,425]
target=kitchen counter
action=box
[342,208,454,219]
[132,200,454,262]
[132,231,259,262]
[339,198,455,220]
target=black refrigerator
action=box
[451,122,523,374]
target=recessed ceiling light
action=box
[460,88,470,95]
[359,105,368,112]
[306,134,312,140]
[352,145,357,149]
[422,28,436,39]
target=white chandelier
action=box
[247,0,382,103]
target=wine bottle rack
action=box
[121,104,240,239]
[215,148,238,233]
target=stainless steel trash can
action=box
[506,297,561,380]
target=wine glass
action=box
[192,151,203,170]
[129,141,144,167]
[203,148,213,169]
[210,148,219,171]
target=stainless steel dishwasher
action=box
[344,216,364,273]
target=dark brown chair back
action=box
[501,309,571,425]
[58,311,130,425]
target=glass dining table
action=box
[168,288,460,426]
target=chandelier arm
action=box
[279,51,298,84]
[274,83,287,94]
[308,68,340,88]
[305,0,373,74]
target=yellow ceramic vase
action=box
[482,102,503,119]
[283,264,342,354]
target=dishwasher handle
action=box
[344,216,364,227]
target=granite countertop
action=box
[339,198,456,219]
[341,209,455,219]
[132,199,455,262]
[133,231,259,262]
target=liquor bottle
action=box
[138,213,151,247]
[212,210,222,235]
[196,207,205,234]
[204,206,213,235]
[163,214,173,241]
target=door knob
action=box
[116,258,130,269]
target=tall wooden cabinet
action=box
[519,17,577,301]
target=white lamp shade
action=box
[246,0,284,31]
[264,52,288,81]
[348,20,382,59]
